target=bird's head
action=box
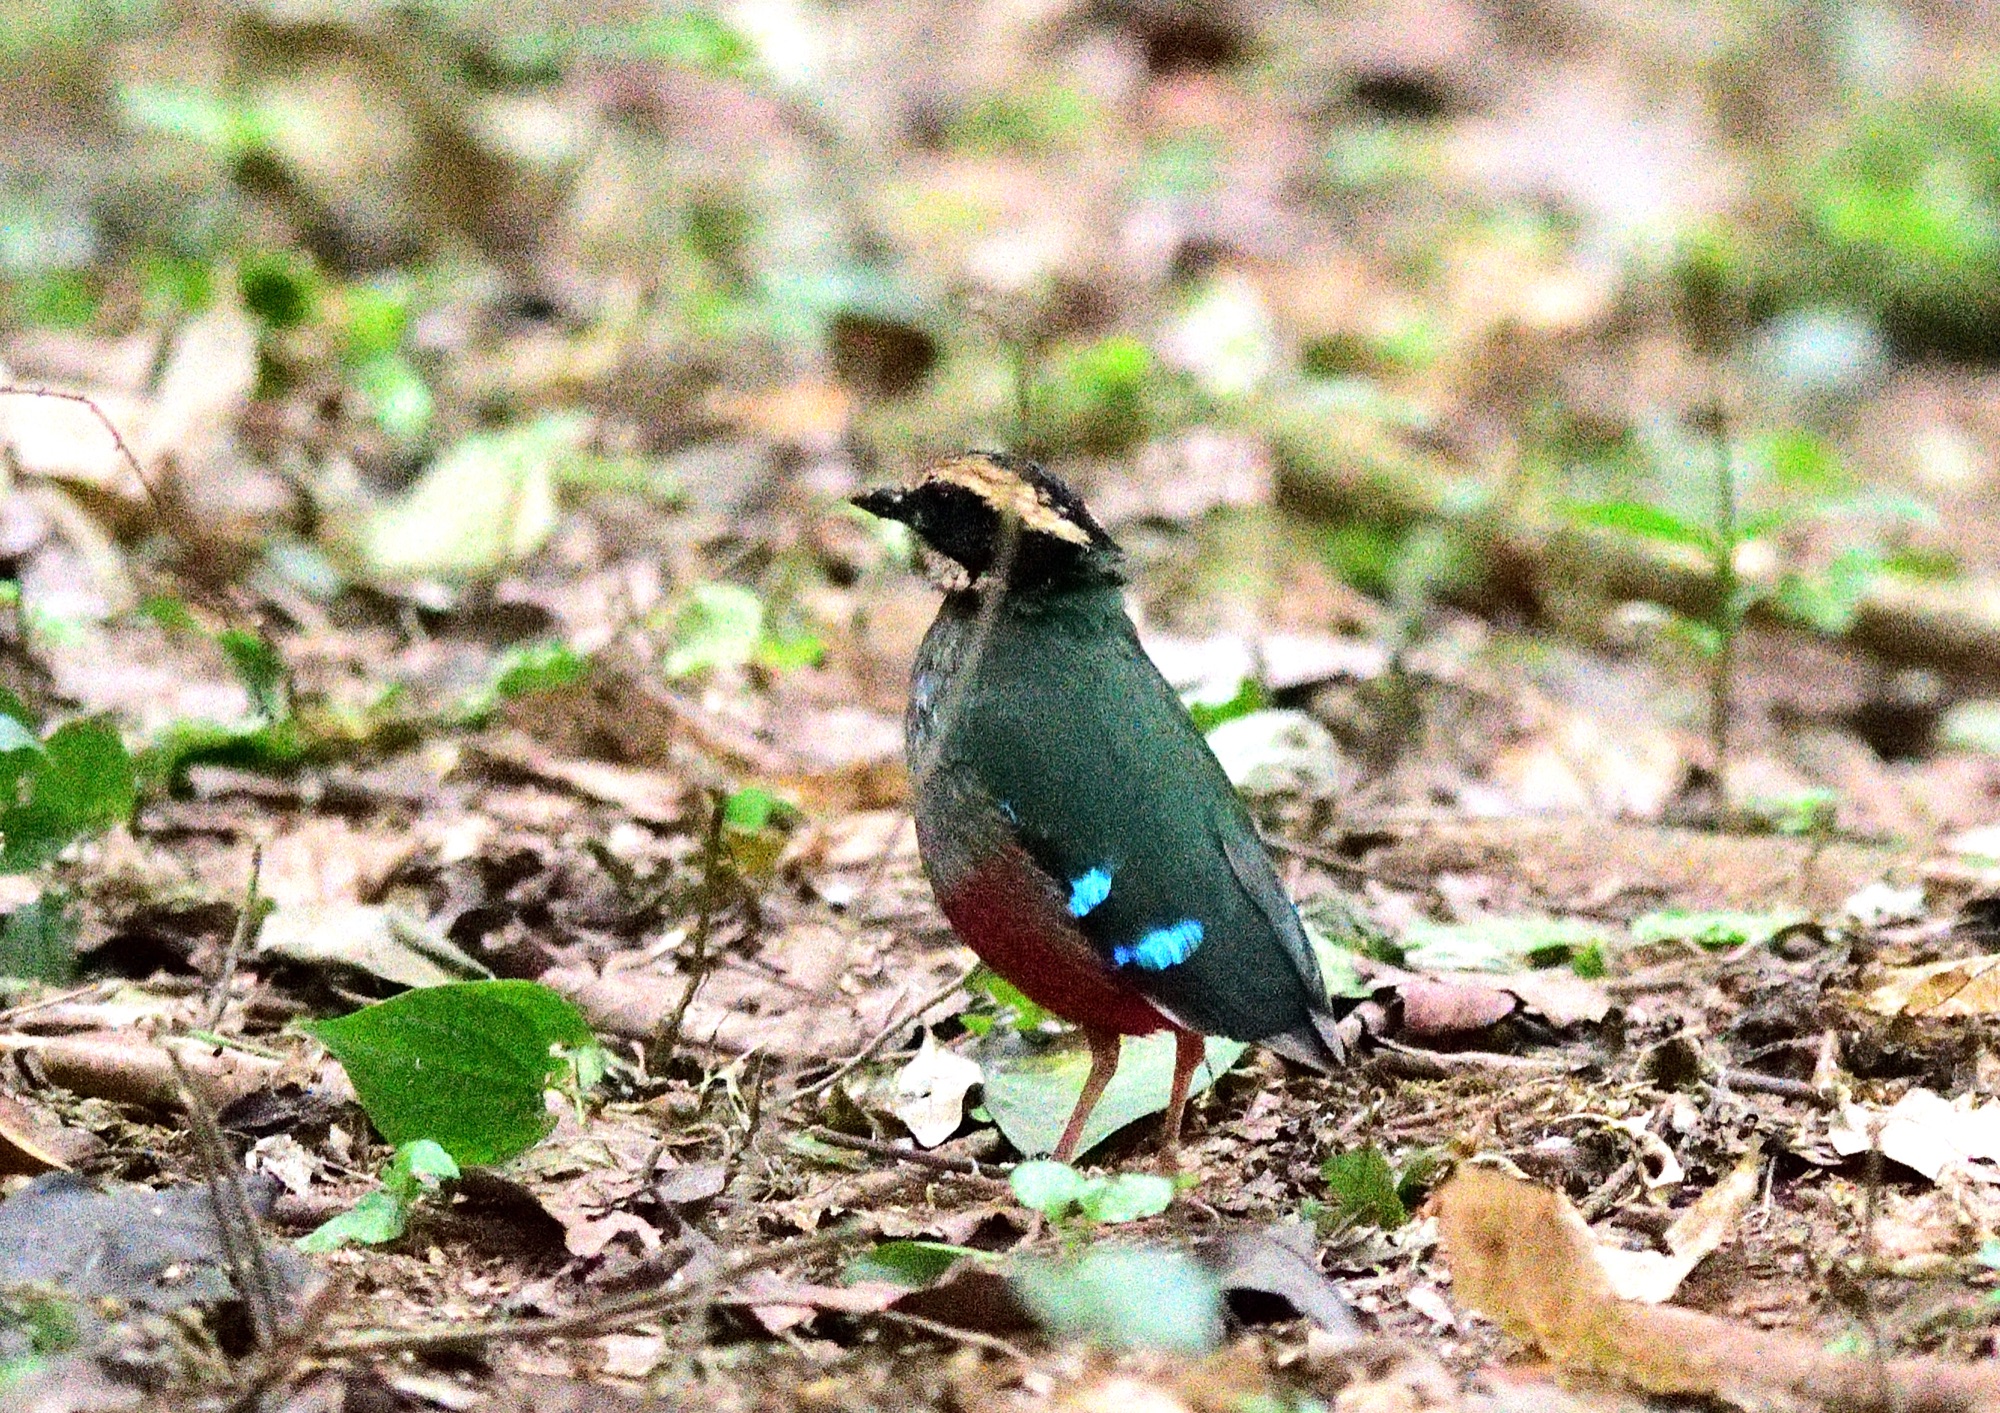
[851,451,1124,590]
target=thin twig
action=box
[0,385,170,524]
[787,959,980,1107]
[1715,1067,1836,1109]
[316,1223,866,1356]
[871,1306,1034,1365]
[807,1126,1011,1178]
[202,844,264,1033]
[168,1049,281,1349]
[1368,1040,1577,1080]
[659,791,730,1063]
[0,979,105,1026]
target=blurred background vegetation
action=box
[5,0,2000,839]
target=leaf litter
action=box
[11,7,2000,1413]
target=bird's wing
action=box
[954,613,1338,1050]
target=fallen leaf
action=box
[257,903,491,990]
[892,1031,984,1148]
[978,1032,1246,1161]
[1596,1144,1762,1303]
[1867,955,2000,1018]
[1829,1088,2000,1181]
[1435,1164,2000,1405]
[0,1089,89,1174]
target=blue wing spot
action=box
[996,798,1019,824]
[1068,867,1113,918]
[1112,919,1205,971]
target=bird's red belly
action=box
[936,853,1171,1037]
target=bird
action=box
[852,450,1349,1163]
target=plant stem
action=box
[1709,407,1738,785]
[659,790,730,1064]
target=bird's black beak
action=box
[850,486,911,523]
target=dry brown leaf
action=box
[1596,1143,1761,1304]
[0,1031,282,1109]
[1435,1164,2000,1409]
[1867,955,2000,1018]
[0,1088,88,1174]
[1829,1088,2000,1182]
[1394,977,1518,1038]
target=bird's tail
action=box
[1260,1003,1359,1074]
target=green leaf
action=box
[842,1240,983,1288]
[299,1137,462,1253]
[0,892,76,983]
[457,641,590,723]
[302,981,599,1165]
[348,353,433,445]
[1185,677,1266,732]
[1752,429,1847,493]
[967,968,1051,1033]
[621,10,757,72]
[722,785,782,833]
[1076,1172,1177,1224]
[1012,1247,1222,1353]
[1629,909,1807,951]
[1320,1147,1407,1228]
[358,415,583,580]
[216,629,288,721]
[664,583,764,677]
[979,1032,1244,1160]
[1010,1160,1088,1218]
[0,720,135,873]
[1396,916,1610,974]
[384,1138,460,1197]
[118,82,275,157]
[299,1189,409,1252]
[1563,500,1717,554]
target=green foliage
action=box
[0,892,77,984]
[1009,1160,1178,1227]
[1012,1247,1222,1354]
[0,1288,81,1391]
[1629,909,1807,951]
[1185,677,1267,733]
[118,82,276,160]
[979,1033,1244,1160]
[1396,915,1609,973]
[958,967,1051,1038]
[299,1139,459,1253]
[137,613,316,788]
[0,709,135,873]
[842,1240,986,1288]
[238,250,320,329]
[720,785,800,876]
[1034,335,1159,453]
[948,83,1102,155]
[663,583,825,677]
[1674,83,2000,355]
[456,640,591,724]
[302,980,602,1166]
[1319,1148,1402,1228]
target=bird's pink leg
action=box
[1052,1028,1123,1163]
[1160,1029,1204,1160]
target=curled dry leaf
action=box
[893,1030,984,1148]
[0,1088,92,1174]
[1867,955,2000,1019]
[1829,1088,2000,1182]
[1435,1164,2000,1409]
